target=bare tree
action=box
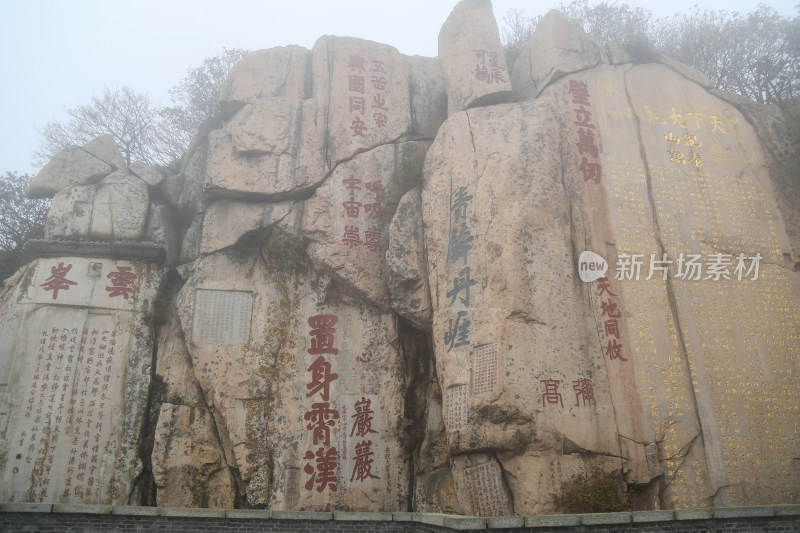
[501,2,800,107]
[160,47,248,141]
[33,48,249,170]
[34,86,162,167]
[658,6,800,106]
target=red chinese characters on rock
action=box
[303,314,340,493]
[346,55,391,137]
[597,276,627,362]
[40,262,78,300]
[568,80,602,185]
[105,266,137,299]
[340,175,385,254]
[540,377,597,408]
[472,50,506,84]
[350,439,380,482]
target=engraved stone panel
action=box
[472,343,498,396]
[3,308,130,503]
[444,385,468,431]
[464,461,507,516]
[192,289,252,345]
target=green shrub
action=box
[554,468,631,513]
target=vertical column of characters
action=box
[33,326,77,501]
[444,186,475,353]
[303,314,340,494]
[347,396,380,485]
[25,328,55,500]
[569,79,627,367]
[341,53,389,255]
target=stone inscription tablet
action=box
[445,385,468,431]
[472,343,498,396]
[193,290,252,345]
[464,461,506,517]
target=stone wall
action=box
[1,503,799,532]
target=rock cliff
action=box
[1,0,798,515]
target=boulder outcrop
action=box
[1,0,798,516]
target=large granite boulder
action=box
[2,0,799,517]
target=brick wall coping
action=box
[1,502,799,529]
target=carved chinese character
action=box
[350,440,380,482]
[347,55,365,73]
[447,266,476,307]
[687,150,703,168]
[306,356,338,401]
[576,127,598,158]
[579,157,601,184]
[350,397,378,438]
[342,199,362,218]
[604,319,620,339]
[342,225,362,248]
[349,96,366,115]
[573,378,596,406]
[370,60,387,74]
[364,228,382,253]
[606,338,626,361]
[363,202,382,220]
[40,262,77,299]
[444,311,471,352]
[350,117,367,137]
[364,180,385,202]
[568,80,590,105]
[106,266,137,299]
[307,314,338,356]
[304,447,338,492]
[600,300,621,318]
[541,379,563,407]
[372,93,388,111]
[447,223,473,265]
[574,106,594,129]
[305,402,339,447]
[373,112,388,128]
[371,75,387,90]
[474,64,490,83]
[451,186,473,223]
[348,75,365,94]
[670,107,686,128]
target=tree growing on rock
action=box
[0,171,50,281]
[502,1,800,108]
[34,48,248,169]
[34,86,159,168]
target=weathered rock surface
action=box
[28,150,112,198]
[156,241,411,509]
[2,0,799,518]
[511,10,607,102]
[45,171,149,241]
[438,0,511,115]
[386,188,432,329]
[0,257,163,504]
